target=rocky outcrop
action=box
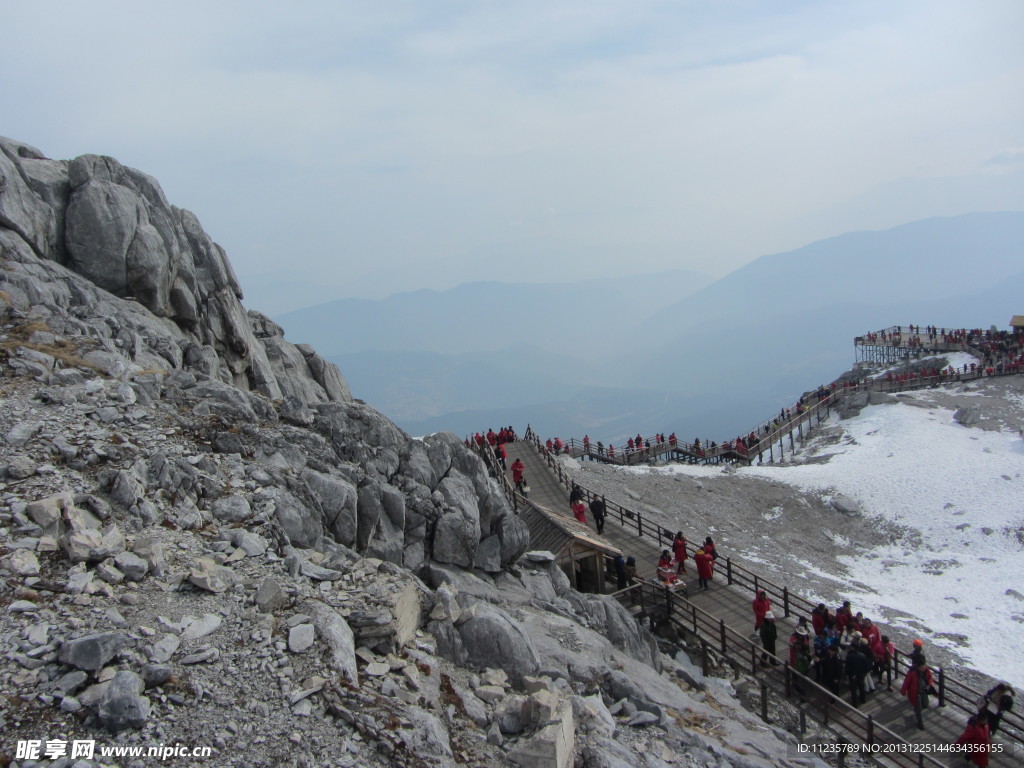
[0,135,349,406]
[0,135,807,768]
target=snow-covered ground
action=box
[566,349,1024,690]
[629,377,1024,688]
[745,395,1024,688]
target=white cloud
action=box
[1,0,1022,303]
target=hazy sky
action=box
[3,1,1023,313]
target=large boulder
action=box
[0,136,353,410]
[456,603,541,686]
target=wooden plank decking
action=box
[505,439,1020,767]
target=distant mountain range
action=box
[274,211,1024,442]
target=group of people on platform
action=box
[470,426,517,449]
[752,593,1015,765]
[568,483,606,534]
[490,427,1015,762]
[655,533,717,590]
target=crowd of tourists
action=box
[751,593,1015,763]
[472,420,1016,763]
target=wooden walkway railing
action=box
[518,431,1024,755]
[613,581,950,768]
[556,340,1024,468]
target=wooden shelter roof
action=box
[518,502,623,560]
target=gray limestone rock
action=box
[210,494,252,523]
[114,551,149,581]
[1,549,40,576]
[306,601,358,683]
[255,578,289,613]
[830,495,862,516]
[288,624,316,653]
[59,632,126,671]
[188,558,237,593]
[96,670,151,732]
[457,603,541,686]
[954,404,983,426]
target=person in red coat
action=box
[901,660,936,729]
[860,618,881,647]
[752,589,772,631]
[835,601,853,633]
[811,603,829,636]
[672,532,688,573]
[572,500,587,525]
[511,458,525,488]
[694,548,714,590]
[955,715,991,767]
[702,536,717,562]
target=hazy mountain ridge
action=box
[275,269,714,358]
[297,212,1024,443]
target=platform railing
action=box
[528,431,1024,753]
[615,581,948,768]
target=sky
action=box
[3,1,1024,313]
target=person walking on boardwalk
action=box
[694,548,714,590]
[752,589,771,632]
[672,532,688,573]
[910,637,927,668]
[978,682,1014,737]
[955,714,991,768]
[820,644,842,695]
[572,499,587,525]
[511,458,525,490]
[613,553,628,590]
[759,611,778,665]
[589,497,606,535]
[845,637,870,706]
[495,441,507,470]
[570,483,584,505]
[900,659,937,729]
[702,536,717,562]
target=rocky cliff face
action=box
[0,138,808,768]
[0,136,347,405]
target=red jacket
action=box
[572,501,587,524]
[694,552,714,580]
[752,595,771,629]
[672,537,688,562]
[835,606,852,632]
[511,460,525,483]
[811,607,829,636]
[900,666,935,706]
[955,719,991,768]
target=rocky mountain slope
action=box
[0,137,816,768]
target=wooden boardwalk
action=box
[508,439,1019,767]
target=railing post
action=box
[751,643,757,674]
[760,681,769,723]
[701,639,710,677]
[753,574,758,594]
[719,619,727,654]
[664,585,673,620]
[637,514,643,539]
[866,714,874,744]
[783,587,790,618]
[727,558,733,585]
[938,667,945,707]
[784,662,792,696]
